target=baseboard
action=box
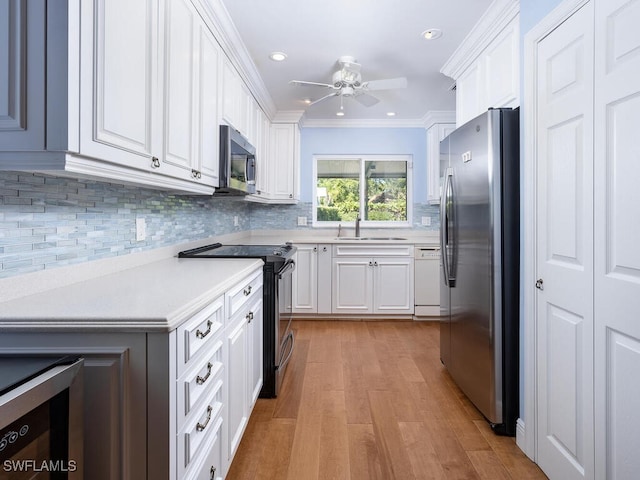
[515,418,535,461]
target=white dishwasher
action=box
[414,245,440,316]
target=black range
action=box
[178,242,296,398]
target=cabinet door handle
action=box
[196,405,213,432]
[191,169,202,179]
[151,156,160,168]
[322,246,327,252]
[210,466,216,479]
[535,279,544,290]
[196,320,212,339]
[369,261,373,267]
[313,247,317,252]
[374,261,378,267]
[246,311,254,323]
[243,285,252,296]
[196,362,213,385]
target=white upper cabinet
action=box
[248,122,299,204]
[0,0,218,193]
[78,0,161,172]
[426,118,455,204]
[163,0,220,185]
[221,57,247,135]
[441,0,520,126]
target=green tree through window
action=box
[315,156,411,225]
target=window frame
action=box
[312,154,413,228]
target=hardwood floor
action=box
[227,320,547,480]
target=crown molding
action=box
[422,111,456,129]
[301,117,430,128]
[272,111,306,124]
[440,0,520,80]
[196,0,277,119]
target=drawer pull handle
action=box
[196,320,213,339]
[196,362,213,385]
[210,466,216,479]
[243,285,252,296]
[151,156,160,168]
[196,405,213,432]
[246,311,254,323]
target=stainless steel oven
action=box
[0,356,83,479]
[178,242,297,397]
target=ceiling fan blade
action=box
[362,77,408,91]
[289,80,335,88]
[309,92,339,106]
[354,93,379,107]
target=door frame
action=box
[520,0,591,461]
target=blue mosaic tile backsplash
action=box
[0,172,439,279]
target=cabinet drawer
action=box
[226,269,263,320]
[177,339,224,427]
[177,296,224,375]
[178,378,224,476]
[184,415,224,480]
[333,245,413,257]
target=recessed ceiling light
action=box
[387,112,396,117]
[421,29,443,40]
[336,111,345,117]
[269,52,287,61]
[303,98,312,105]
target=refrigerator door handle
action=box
[440,168,453,286]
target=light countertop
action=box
[0,257,263,333]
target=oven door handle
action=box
[276,331,295,371]
[277,259,296,278]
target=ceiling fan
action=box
[289,56,407,108]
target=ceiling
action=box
[220,0,493,124]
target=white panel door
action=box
[332,257,372,313]
[292,245,318,313]
[226,317,248,459]
[163,0,197,177]
[80,0,161,169]
[535,4,594,480]
[593,0,640,478]
[373,257,414,314]
[197,21,220,185]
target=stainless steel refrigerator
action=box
[439,108,519,436]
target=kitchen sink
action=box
[334,237,407,241]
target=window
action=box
[313,155,412,227]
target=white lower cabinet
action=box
[292,244,332,314]
[0,265,263,480]
[224,272,263,467]
[331,245,414,315]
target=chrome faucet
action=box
[355,216,361,237]
[337,223,342,238]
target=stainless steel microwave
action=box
[216,125,256,195]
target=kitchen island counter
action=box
[0,257,262,332]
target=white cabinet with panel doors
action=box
[292,244,332,314]
[224,269,263,463]
[0,0,218,193]
[249,123,300,204]
[331,245,414,315]
[441,2,520,127]
[163,0,220,186]
[426,121,456,204]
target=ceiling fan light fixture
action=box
[269,51,287,61]
[421,28,443,40]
